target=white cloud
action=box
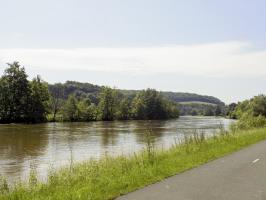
[0,41,266,77]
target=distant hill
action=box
[48,81,225,106]
[162,92,225,105]
[48,81,102,104]
[178,101,217,106]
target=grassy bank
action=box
[1,128,266,200]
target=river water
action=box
[0,116,235,182]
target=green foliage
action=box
[203,106,215,116]
[0,62,30,123]
[163,91,224,105]
[131,89,179,120]
[228,95,266,120]
[0,62,49,123]
[48,83,65,121]
[48,81,225,108]
[250,95,266,117]
[228,95,266,129]
[0,62,182,123]
[49,81,101,104]
[226,103,237,119]
[230,100,251,119]
[0,177,9,194]
[0,61,230,123]
[56,88,179,122]
[62,95,79,122]
[115,98,131,120]
[177,102,223,116]
[163,100,180,118]
[47,81,225,119]
[215,105,222,116]
[233,113,266,130]
[77,99,97,121]
[29,167,38,187]
[97,87,119,121]
[28,76,50,123]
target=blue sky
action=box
[0,0,266,103]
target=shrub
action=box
[233,113,266,130]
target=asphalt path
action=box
[117,140,266,200]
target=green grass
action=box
[1,128,266,200]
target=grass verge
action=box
[1,128,266,200]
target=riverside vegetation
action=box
[227,94,266,129]
[0,62,179,123]
[0,62,227,124]
[1,127,266,200]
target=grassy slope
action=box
[1,128,266,200]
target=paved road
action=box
[117,140,266,200]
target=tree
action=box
[77,99,97,121]
[131,93,146,119]
[204,107,214,116]
[233,100,250,119]
[232,95,266,120]
[231,95,266,129]
[0,78,8,122]
[62,95,78,121]
[162,99,179,118]
[251,95,266,117]
[215,105,222,116]
[226,103,237,119]
[116,98,131,120]
[0,62,31,123]
[190,109,198,116]
[28,76,50,123]
[97,87,118,121]
[131,89,178,120]
[48,83,65,121]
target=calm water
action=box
[0,116,235,182]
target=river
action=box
[0,116,235,182]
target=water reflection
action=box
[98,121,120,147]
[0,124,49,180]
[0,116,235,182]
[133,120,166,144]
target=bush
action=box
[233,113,266,130]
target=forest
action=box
[49,82,225,117]
[0,62,179,123]
[48,81,224,106]
[0,62,229,124]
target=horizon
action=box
[1,0,266,104]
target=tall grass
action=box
[1,128,266,200]
[234,114,266,130]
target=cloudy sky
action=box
[0,0,266,103]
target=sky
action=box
[0,0,266,103]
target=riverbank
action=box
[1,128,266,200]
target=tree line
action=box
[49,84,179,122]
[227,95,266,129]
[0,62,179,123]
[178,103,224,116]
